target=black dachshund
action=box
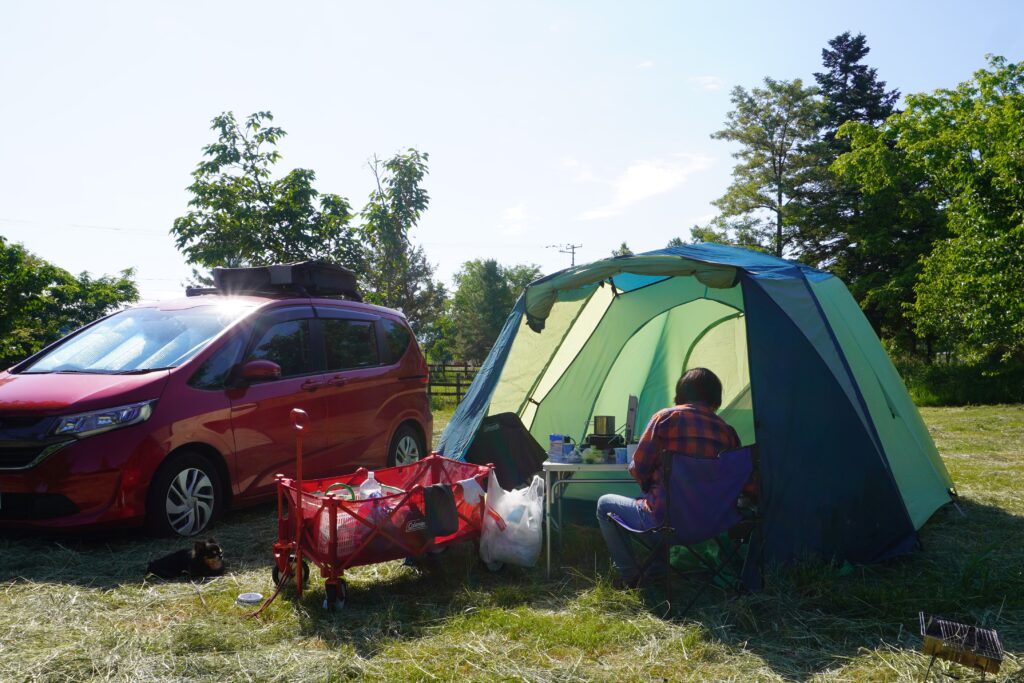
[146,539,225,580]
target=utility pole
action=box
[546,243,583,267]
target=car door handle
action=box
[327,375,347,386]
[301,379,324,392]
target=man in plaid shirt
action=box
[597,368,739,588]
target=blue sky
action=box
[1,1,1021,302]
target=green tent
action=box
[440,244,954,565]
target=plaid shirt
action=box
[628,403,740,525]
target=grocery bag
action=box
[480,470,545,567]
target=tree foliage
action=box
[801,32,902,268]
[450,259,541,363]
[0,236,138,369]
[172,112,445,337]
[611,242,633,257]
[712,79,822,256]
[360,150,445,335]
[839,56,1024,361]
[803,33,942,348]
[171,112,362,274]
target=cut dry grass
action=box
[0,405,1021,681]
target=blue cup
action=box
[614,447,627,464]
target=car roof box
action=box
[211,261,362,301]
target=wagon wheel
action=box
[323,580,347,611]
[272,557,310,586]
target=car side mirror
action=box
[235,359,282,384]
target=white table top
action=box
[542,460,630,473]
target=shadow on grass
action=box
[0,502,282,588]
[682,498,1024,681]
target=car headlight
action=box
[53,400,158,438]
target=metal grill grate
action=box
[919,612,1003,675]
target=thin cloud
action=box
[636,60,656,69]
[688,75,725,91]
[578,155,713,221]
[499,204,530,236]
[562,157,598,183]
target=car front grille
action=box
[0,445,49,469]
[0,441,72,470]
[0,492,79,520]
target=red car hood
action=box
[0,371,171,416]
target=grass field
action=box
[1,405,1021,681]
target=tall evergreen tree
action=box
[801,32,901,268]
[816,32,899,144]
[810,33,945,350]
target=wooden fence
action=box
[427,362,481,404]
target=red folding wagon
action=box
[272,410,492,609]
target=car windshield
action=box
[21,302,256,374]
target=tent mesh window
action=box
[919,612,1003,675]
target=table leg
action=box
[545,468,552,579]
[557,475,564,562]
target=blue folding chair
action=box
[606,444,762,614]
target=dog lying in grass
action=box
[146,539,225,580]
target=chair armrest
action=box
[606,512,671,536]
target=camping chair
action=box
[606,444,762,615]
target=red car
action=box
[0,265,432,536]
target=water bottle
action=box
[359,471,382,499]
[548,434,564,462]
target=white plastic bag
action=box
[480,471,545,567]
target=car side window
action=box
[247,319,313,378]
[324,319,379,371]
[380,319,411,364]
[189,334,245,389]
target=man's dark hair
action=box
[674,367,723,408]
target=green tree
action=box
[839,56,1024,362]
[171,111,363,275]
[450,259,541,363]
[0,236,138,368]
[712,78,822,257]
[801,33,903,272]
[686,216,769,252]
[611,242,633,257]
[361,149,445,335]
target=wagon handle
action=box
[290,408,309,596]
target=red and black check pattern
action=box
[628,403,740,524]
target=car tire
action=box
[387,424,425,467]
[146,451,223,537]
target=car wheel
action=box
[147,451,223,537]
[387,424,425,467]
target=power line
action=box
[0,217,167,235]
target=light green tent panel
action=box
[685,314,756,445]
[809,276,953,529]
[635,300,742,433]
[529,285,615,406]
[526,279,745,502]
[488,292,591,416]
[527,276,708,444]
[590,311,667,433]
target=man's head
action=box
[674,367,723,410]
